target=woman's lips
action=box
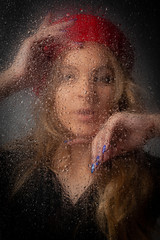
[74,109,95,121]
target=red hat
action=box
[33,14,134,95]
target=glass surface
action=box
[0,1,160,239]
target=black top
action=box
[0,149,107,240]
[0,148,160,240]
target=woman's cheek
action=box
[55,92,64,120]
[98,87,115,106]
[55,90,72,123]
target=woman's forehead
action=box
[61,42,114,69]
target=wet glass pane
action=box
[0,1,160,239]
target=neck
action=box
[70,143,91,166]
[53,142,92,174]
[54,142,94,204]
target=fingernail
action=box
[96,161,100,166]
[60,29,67,32]
[64,139,71,143]
[74,42,83,44]
[102,145,107,154]
[91,155,101,173]
[91,163,95,173]
[96,155,100,162]
[69,18,77,22]
[93,155,100,163]
[95,155,100,167]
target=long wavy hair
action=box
[4,43,159,240]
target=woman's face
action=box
[54,43,119,138]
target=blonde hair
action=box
[4,43,158,239]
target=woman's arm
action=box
[0,67,23,99]
[66,112,160,171]
[90,112,160,170]
[0,13,75,100]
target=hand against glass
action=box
[2,12,75,90]
[67,112,156,172]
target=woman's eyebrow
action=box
[61,65,77,71]
[92,65,115,74]
[60,64,114,74]
[94,65,114,72]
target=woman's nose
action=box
[77,77,94,99]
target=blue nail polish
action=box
[60,29,67,32]
[93,155,100,163]
[91,164,95,173]
[96,156,100,167]
[102,145,107,154]
[96,161,99,166]
[69,18,77,22]
[75,42,83,44]
[64,139,71,143]
[96,155,100,160]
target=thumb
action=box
[39,12,53,29]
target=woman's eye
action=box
[94,76,113,84]
[63,74,75,81]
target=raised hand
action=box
[0,12,76,96]
[66,112,157,173]
[90,112,156,172]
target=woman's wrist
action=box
[0,67,21,99]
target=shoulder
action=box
[0,143,48,197]
[0,146,61,213]
[120,148,160,171]
[0,143,34,182]
[0,137,37,176]
[129,149,160,184]
[117,150,160,224]
[141,150,160,179]
[138,150,160,219]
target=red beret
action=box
[34,14,134,95]
[46,14,134,70]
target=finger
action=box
[103,144,115,162]
[52,18,77,31]
[91,129,106,172]
[91,120,114,162]
[92,142,120,174]
[91,113,130,173]
[91,135,104,163]
[39,12,53,30]
[103,136,130,163]
[101,129,128,164]
[33,18,77,50]
[91,135,110,173]
[35,19,76,43]
[42,19,76,36]
[91,117,122,173]
[35,26,64,41]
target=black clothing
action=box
[0,149,160,240]
[0,149,106,240]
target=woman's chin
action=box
[69,126,99,139]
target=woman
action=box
[0,13,160,240]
